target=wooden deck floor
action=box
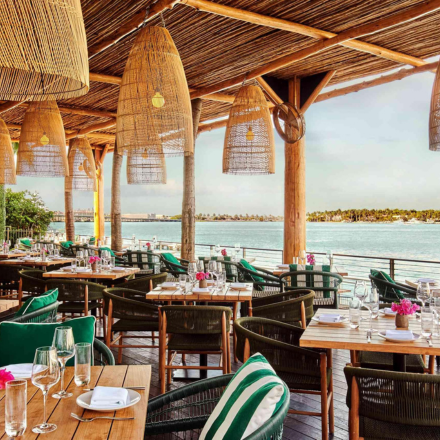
[106,331,352,440]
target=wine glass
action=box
[52,327,75,399]
[298,250,306,265]
[187,261,198,284]
[354,281,367,320]
[417,281,431,308]
[215,244,221,256]
[208,260,217,281]
[32,347,60,434]
[197,259,205,272]
[363,289,378,333]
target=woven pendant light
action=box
[429,61,440,151]
[223,85,275,175]
[0,0,89,101]
[127,147,167,185]
[0,118,16,184]
[17,101,68,177]
[117,26,193,157]
[66,137,97,191]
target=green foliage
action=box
[5,189,54,235]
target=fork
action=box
[367,330,372,343]
[427,336,433,347]
[71,413,135,423]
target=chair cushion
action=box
[0,316,95,367]
[15,288,58,318]
[240,259,264,283]
[60,241,73,249]
[200,353,288,440]
[359,351,425,373]
[162,253,186,273]
[289,265,332,298]
[112,319,158,332]
[168,334,222,351]
[20,239,32,247]
[371,269,404,299]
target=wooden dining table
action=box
[300,308,440,371]
[43,267,140,280]
[0,252,40,259]
[0,365,151,440]
[0,258,73,269]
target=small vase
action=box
[199,279,207,288]
[91,262,98,272]
[395,314,409,329]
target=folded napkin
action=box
[5,363,46,378]
[192,287,210,293]
[383,308,397,315]
[319,314,342,323]
[385,330,414,340]
[90,386,129,408]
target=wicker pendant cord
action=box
[127,148,167,185]
[0,118,16,184]
[429,61,440,151]
[16,100,68,177]
[223,85,275,175]
[117,26,193,157]
[66,137,97,191]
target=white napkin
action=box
[90,386,129,408]
[383,308,397,315]
[385,330,414,340]
[5,363,45,378]
[192,287,210,293]
[319,314,342,323]
[230,283,248,289]
[276,264,290,269]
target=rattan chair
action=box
[159,254,189,279]
[237,261,282,291]
[0,264,28,301]
[121,272,167,292]
[103,288,160,364]
[159,305,231,394]
[199,256,239,282]
[123,250,159,275]
[71,244,95,257]
[8,301,60,323]
[369,273,418,303]
[93,338,115,366]
[252,289,315,328]
[280,270,343,310]
[345,366,440,440]
[18,269,47,303]
[234,317,334,440]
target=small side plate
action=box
[378,331,420,343]
[76,389,141,412]
[312,316,348,326]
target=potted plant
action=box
[89,256,101,272]
[196,271,209,288]
[307,253,316,266]
[221,248,227,257]
[391,299,420,329]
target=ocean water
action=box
[49,221,440,262]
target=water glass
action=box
[298,250,306,265]
[421,307,434,337]
[292,257,298,265]
[349,298,361,329]
[431,297,440,336]
[197,259,204,272]
[215,244,221,256]
[52,327,75,399]
[417,282,431,308]
[179,274,187,292]
[5,380,27,437]
[217,273,225,292]
[32,346,60,434]
[208,260,217,279]
[110,256,116,269]
[74,342,91,387]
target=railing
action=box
[5,227,33,243]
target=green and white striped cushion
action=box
[200,353,288,440]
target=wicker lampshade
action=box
[127,147,167,185]
[429,61,440,151]
[0,118,16,184]
[117,26,193,157]
[66,137,97,191]
[223,85,275,175]
[17,100,68,177]
[0,0,89,101]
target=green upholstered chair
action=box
[8,301,59,323]
[93,338,115,366]
[369,269,418,303]
[123,250,158,275]
[234,317,334,440]
[103,288,160,364]
[345,366,440,440]
[145,374,289,440]
[19,269,47,302]
[121,272,167,293]
[160,253,188,278]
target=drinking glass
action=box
[417,282,431,308]
[421,307,434,338]
[298,250,306,265]
[354,281,367,310]
[197,259,204,272]
[370,287,380,319]
[216,272,225,292]
[349,298,361,329]
[187,262,198,283]
[215,244,221,256]
[363,289,378,333]
[74,342,91,387]
[110,256,116,269]
[208,260,217,280]
[31,347,60,434]
[76,251,84,267]
[52,327,75,399]
[431,297,440,336]
[71,258,77,273]
[5,380,27,437]
[292,257,299,265]
[179,274,187,292]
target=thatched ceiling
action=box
[3,0,440,146]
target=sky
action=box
[12,66,440,216]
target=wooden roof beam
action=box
[181,0,432,69]
[256,77,283,106]
[301,70,336,113]
[316,61,439,103]
[65,120,117,140]
[190,0,440,99]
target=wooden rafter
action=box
[190,0,440,99]
[65,120,117,140]
[301,70,336,113]
[256,77,283,106]
[182,0,432,69]
[316,61,439,102]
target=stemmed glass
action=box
[179,274,188,293]
[354,281,367,320]
[197,259,205,272]
[208,260,217,282]
[76,250,84,268]
[298,250,306,265]
[431,297,440,336]
[363,288,379,333]
[234,243,241,261]
[215,244,221,256]
[417,281,431,308]
[187,262,198,285]
[31,347,60,434]
[52,327,75,399]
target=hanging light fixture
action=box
[429,61,440,151]
[0,118,16,185]
[17,101,68,177]
[223,84,275,175]
[65,137,97,191]
[0,0,89,101]
[127,146,167,185]
[117,25,193,157]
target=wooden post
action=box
[65,140,75,241]
[111,144,123,251]
[284,77,306,263]
[181,98,203,261]
[94,149,105,241]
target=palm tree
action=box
[111,145,123,251]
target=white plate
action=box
[192,287,211,293]
[52,257,65,261]
[418,278,437,285]
[3,363,37,379]
[230,283,249,291]
[378,331,420,343]
[76,389,141,412]
[379,309,397,317]
[61,266,73,272]
[312,315,348,326]
[75,268,91,273]
[111,267,126,272]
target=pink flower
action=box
[89,256,101,264]
[0,369,14,389]
[221,249,227,256]
[196,272,206,281]
[307,254,315,265]
[391,299,420,315]
[146,242,151,248]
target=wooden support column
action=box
[111,145,123,251]
[284,77,306,263]
[94,149,105,241]
[65,140,75,241]
[181,98,203,261]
